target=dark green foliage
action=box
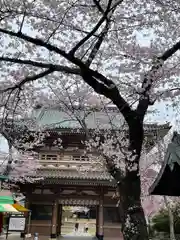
[151,203,180,234]
[152,209,170,233]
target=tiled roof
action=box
[30,107,170,132]
[36,168,112,180]
[149,132,180,196]
[37,178,116,187]
[34,168,116,186]
[33,107,125,130]
[2,107,170,141]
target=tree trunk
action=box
[4,141,13,176]
[164,196,176,240]
[117,119,148,240]
[118,170,149,240]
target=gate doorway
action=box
[61,206,96,237]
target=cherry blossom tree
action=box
[0,1,180,239]
[6,150,41,184]
[141,168,163,219]
[0,139,41,186]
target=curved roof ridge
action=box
[34,104,120,113]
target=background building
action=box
[1,106,170,239]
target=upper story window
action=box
[72,155,89,161]
[40,154,58,161]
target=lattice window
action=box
[72,155,89,161]
[40,154,58,161]
[30,204,52,220]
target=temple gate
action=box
[1,106,170,239]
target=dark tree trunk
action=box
[116,118,149,240]
[118,170,148,240]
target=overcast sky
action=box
[0,136,8,153]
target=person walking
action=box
[84,222,89,233]
[75,221,79,232]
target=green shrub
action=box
[151,204,180,234]
[152,209,170,233]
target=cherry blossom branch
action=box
[0,68,55,93]
[45,0,79,43]
[18,11,26,33]
[0,56,80,75]
[0,27,134,125]
[86,2,124,64]
[161,40,180,61]
[86,11,112,66]
[80,69,135,125]
[93,0,105,15]
[68,17,106,56]
[155,87,180,100]
[0,28,70,58]
[136,39,180,119]
[0,28,106,73]
[68,0,112,56]
[111,0,124,10]
[18,0,28,34]
[0,29,112,84]
[1,8,100,37]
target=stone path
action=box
[0,234,122,240]
[60,237,95,240]
[65,224,91,237]
[65,231,91,236]
[0,233,96,240]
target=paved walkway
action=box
[65,228,91,237]
[0,234,121,240]
[0,233,96,240]
[60,237,95,240]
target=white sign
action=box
[8,217,26,231]
[25,233,32,238]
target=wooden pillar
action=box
[50,200,58,239]
[96,205,99,238]
[20,198,30,238]
[57,204,62,236]
[97,189,104,240]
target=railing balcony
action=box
[38,154,102,169]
